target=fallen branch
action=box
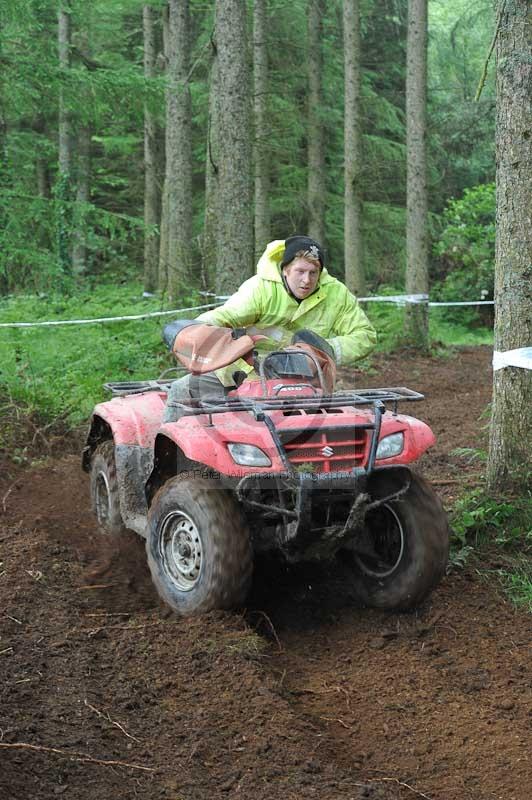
[429,479,465,486]
[249,610,283,652]
[84,612,132,617]
[76,584,117,590]
[354,777,434,800]
[84,699,141,743]
[319,716,352,730]
[0,742,155,772]
[2,482,18,513]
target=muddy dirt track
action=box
[1,346,530,800]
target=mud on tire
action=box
[90,440,126,535]
[146,476,253,616]
[351,471,449,610]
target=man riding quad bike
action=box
[83,319,449,617]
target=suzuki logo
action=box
[321,445,334,457]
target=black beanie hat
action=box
[280,235,324,269]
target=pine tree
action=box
[404,0,429,347]
[164,0,193,301]
[213,0,253,294]
[253,0,271,258]
[202,33,219,289]
[307,0,326,246]
[57,1,73,274]
[487,0,532,492]
[143,3,161,294]
[343,0,364,294]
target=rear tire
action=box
[90,441,126,535]
[146,476,253,615]
[350,472,449,610]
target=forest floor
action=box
[1,345,530,800]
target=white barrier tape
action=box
[214,293,431,305]
[0,301,223,329]
[492,347,532,371]
[359,293,429,304]
[0,294,496,330]
[428,300,494,307]
[208,292,494,307]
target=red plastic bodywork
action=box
[90,382,435,479]
[92,392,167,448]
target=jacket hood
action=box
[256,239,332,283]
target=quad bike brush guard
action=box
[83,324,449,616]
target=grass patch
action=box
[0,282,206,427]
[365,297,493,353]
[449,487,532,611]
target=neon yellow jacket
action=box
[198,239,377,385]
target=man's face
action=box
[282,258,320,299]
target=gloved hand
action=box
[291,329,336,362]
[289,330,337,394]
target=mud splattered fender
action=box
[114,444,153,536]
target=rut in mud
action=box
[1,346,530,800]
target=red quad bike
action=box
[82,322,449,616]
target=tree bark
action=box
[143,3,160,294]
[307,0,326,247]
[57,1,73,273]
[487,0,532,492]
[214,0,253,294]
[343,0,365,295]
[34,116,50,198]
[158,3,170,293]
[404,0,429,348]
[71,21,91,277]
[253,0,270,259]
[202,36,219,290]
[72,121,90,274]
[58,3,72,179]
[164,0,193,302]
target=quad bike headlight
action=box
[376,432,404,459]
[228,443,272,467]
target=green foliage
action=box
[433,183,495,304]
[449,487,532,609]
[1,0,497,297]
[364,291,493,352]
[0,283,202,426]
[496,562,532,612]
[429,0,495,205]
[0,0,162,294]
[450,488,527,546]
[0,189,147,293]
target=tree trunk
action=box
[307,0,326,246]
[202,39,219,290]
[404,0,428,348]
[164,0,193,302]
[36,158,49,198]
[143,3,160,294]
[253,0,270,259]
[487,0,532,493]
[158,3,170,293]
[0,91,8,295]
[34,116,50,198]
[57,1,72,273]
[214,0,253,294]
[72,121,90,274]
[58,4,72,178]
[343,0,365,295]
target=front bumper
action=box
[235,466,412,560]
